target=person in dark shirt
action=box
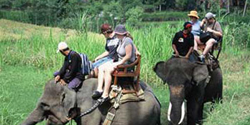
[92,24,119,72]
[54,42,84,90]
[172,22,194,59]
[91,24,119,99]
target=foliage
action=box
[141,11,187,21]
[125,6,144,27]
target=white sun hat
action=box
[57,42,68,53]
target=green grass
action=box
[0,65,51,125]
[0,19,250,125]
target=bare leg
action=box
[96,61,113,92]
[203,38,216,55]
[93,68,98,78]
[102,67,114,98]
[96,66,105,92]
[194,36,199,51]
[194,36,203,51]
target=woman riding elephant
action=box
[92,24,138,103]
[154,57,222,125]
[21,78,161,125]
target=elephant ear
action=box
[154,61,168,83]
[61,87,77,115]
[193,64,209,85]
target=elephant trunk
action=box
[168,85,186,125]
[21,106,44,125]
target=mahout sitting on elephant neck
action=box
[22,78,161,125]
[154,57,223,125]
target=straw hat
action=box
[188,10,199,19]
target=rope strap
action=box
[103,112,115,125]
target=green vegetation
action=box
[0,65,50,125]
[0,18,250,124]
[0,1,250,124]
[0,0,249,31]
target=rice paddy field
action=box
[0,19,250,125]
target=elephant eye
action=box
[40,102,50,110]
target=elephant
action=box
[21,78,161,125]
[154,57,222,125]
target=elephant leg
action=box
[187,99,199,125]
[197,103,204,124]
[187,85,205,125]
[187,99,205,125]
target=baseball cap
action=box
[57,42,68,53]
[205,12,216,19]
[183,22,192,29]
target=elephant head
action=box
[21,80,77,125]
[154,58,208,125]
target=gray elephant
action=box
[21,78,161,125]
[154,58,222,125]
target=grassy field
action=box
[0,19,250,125]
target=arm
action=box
[134,44,141,55]
[95,51,109,61]
[207,23,223,38]
[172,33,179,56]
[200,19,206,28]
[211,30,222,37]
[185,47,193,58]
[172,44,179,56]
[185,34,194,58]
[114,44,133,66]
[57,59,67,79]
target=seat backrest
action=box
[134,55,141,75]
[115,55,141,75]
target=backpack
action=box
[78,53,92,75]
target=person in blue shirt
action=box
[188,10,201,51]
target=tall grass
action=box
[1,20,250,86]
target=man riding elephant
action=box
[172,22,194,61]
[54,42,84,90]
[198,12,223,62]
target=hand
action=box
[55,75,60,83]
[202,19,207,24]
[206,27,213,33]
[59,79,66,86]
[174,53,180,57]
[185,55,189,59]
[136,51,141,56]
[94,57,100,62]
[112,62,120,68]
